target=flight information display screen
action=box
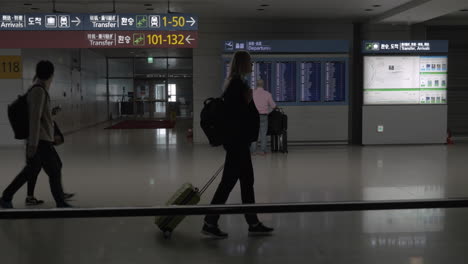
[274,62,296,102]
[324,61,346,102]
[224,61,230,79]
[300,61,321,102]
[250,61,273,91]
[222,57,348,104]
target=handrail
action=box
[0,198,467,219]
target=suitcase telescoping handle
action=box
[273,107,284,114]
[199,164,224,196]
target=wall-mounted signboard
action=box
[0,55,22,79]
[362,40,449,105]
[223,40,349,53]
[362,40,448,54]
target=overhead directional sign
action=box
[0,13,198,31]
[0,31,198,48]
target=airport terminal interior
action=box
[0,0,468,263]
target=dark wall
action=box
[428,26,468,135]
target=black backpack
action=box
[200,97,226,146]
[8,85,47,140]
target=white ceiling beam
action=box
[372,0,468,24]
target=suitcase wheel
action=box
[163,230,172,239]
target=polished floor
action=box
[1,120,468,263]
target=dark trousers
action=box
[26,150,63,197]
[204,144,260,226]
[2,141,67,206]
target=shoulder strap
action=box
[203,97,215,106]
[28,84,50,101]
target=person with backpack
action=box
[250,79,276,155]
[24,103,75,206]
[0,60,72,209]
[202,51,274,238]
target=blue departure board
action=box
[324,61,346,102]
[222,57,347,104]
[222,39,350,105]
[250,62,273,91]
[300,62,321,102]
[274,62,296,102]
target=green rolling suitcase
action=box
[155,164,224,239]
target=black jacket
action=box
[222,76,260,147]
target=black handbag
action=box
[248,101,260,143]
[54,121,64,145]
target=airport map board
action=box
[0,14,198,48]
[362,41,449,105]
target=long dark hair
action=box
[227,51,251,80]
[224,51,251,92]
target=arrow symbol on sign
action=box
[185,35,194,44]
[188,17,196,27]
[71,17,81,27]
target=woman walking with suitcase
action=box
[202,51,274,238]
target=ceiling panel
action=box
[0,0,414,20]
[425,7,468,25]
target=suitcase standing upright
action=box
[267,108,284,136]
[269,108,288,153]
[271,131,288,153]
[155,164,224,239]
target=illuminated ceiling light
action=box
[147,57,154,63]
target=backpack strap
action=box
[203,97,214,105]
[28,84,50,101]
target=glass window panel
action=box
[108,58,133,78]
